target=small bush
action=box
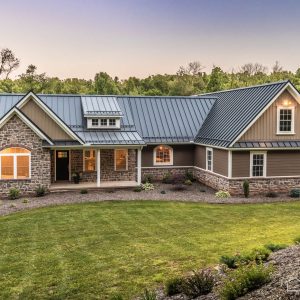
[247,247,271,264]
[215,190,230,198]
[243,180,249,198]
[35,185,47,197]
[294,236,300,244]
[141,289,156,300]
[141,182,154,191]
[184,179,193,186]
[9,188,20,200]
[290,188,300,198]
[165,277,184,296]
[264,243,287,252]
[219,264,273,300]
[162,172,173,184]
[143,175,153,184]
[133,186,142,192]
[220,255,239,269]
[80,189,88,194]
[160,190,166,194]
[171,184,187,191]
[22,198,29,204]
[110,294,123,300]
[185,170,195,182]
[181,270,214,298]
[265,191,278,198]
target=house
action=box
[0,80,299,196]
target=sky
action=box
[1,0,300,79]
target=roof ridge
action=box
[198,80,289,96]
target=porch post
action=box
[137,148,142,185]
[97,149,101,187]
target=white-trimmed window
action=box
[153,145,173,166]
[250,152,266,177]
[92,119,99,126]
[206,147,213,171]
[109,119,116,126]
[100,119,108,126]
[83,149,96,171]
[115,149,128,171]
[0,147,31,180]
[277,106,295,134]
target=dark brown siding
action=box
[142,144,194,167]
[267,151,300,176]
[194,145,206,169]
[232,151,250,177]
[213,149,228,176]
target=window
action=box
[154,145,173,165]
[100,119,107,126]
[206,147,213,171]
[57,151,68,158]
[115,149,128,171]
[84,149,96,171]
[251,152,266,177]
[277,107,295,134]
[109,119,116,126]
[92,119,99,126]
[0,147,30,179]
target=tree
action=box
[0,48,20,79]
[207,66,228,92]
[94,72,120,94]
[177,61,204,76]
[240,63,267,76]
[272,61,283,73]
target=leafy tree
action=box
[0,48,20,79]
[94,72,120,94]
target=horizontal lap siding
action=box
[194,145,206,169]
[232,151,250,177]
[267,151,300,176]
[142,145,194,167]
[213,149,228,176]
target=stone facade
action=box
[193,168,229,191]
[0,115,51,196]
[142,167,193,181]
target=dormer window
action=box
[100,119,108,126]
[277,106,295,134]
[92,119,99,126]
[109,119,116,126]
[87,118,120,129]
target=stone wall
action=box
[193,168,229,191]
[142,167,193,181]
[0,115,51,196]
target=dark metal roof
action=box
[195,81,289,148]
[121,96,215,143]
[233,141,300,148]
[81,96,123,117]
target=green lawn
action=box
[1,201,300,299]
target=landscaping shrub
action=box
[165,277,184,296]
[185,170,195,182]
[219,263,273,300]
[264,243,287,252]
[141,182,154,191]
[181,270,214,298]
[265,191,278,198]
[184,179,193,186]
[162,172,173,184]
[35,185,47,197]
[246,247,271,264]
[22,199,29,204]
[143,175,153,184]
[72,172,80,184]
[290,188,300,198]
[294,236,300,244]
[80,189,88,194]
[215,190,230,198]
[220,255,239,269]
[133,186,142,192]
[141,289,156,300]
[8,188,20,200]
[110,294,123,300]
[243,180,249,198]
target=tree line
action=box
[1,48,300,95]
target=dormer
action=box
[81,96,122,129]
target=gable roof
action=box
[195,81,299,148]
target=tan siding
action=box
[267,151,300,176]
[213,149,228,176]
[21,99,73,140]
[232,151,250,177]
[239,91,300,141]
[194,145,206,169]
[142,144,194,167]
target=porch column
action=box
[137,148,142,185]
[97,149,101,187]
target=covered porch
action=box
[50,147,142,189]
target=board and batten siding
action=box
[194,145,228,177]
[21,98,73,140]
[239,91,300,141]
[142,144,194,167]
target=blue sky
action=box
[1,0,299,79]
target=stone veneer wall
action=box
[193,168,229,191]
[142,167,193,181]
[0,115,51,196]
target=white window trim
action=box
[276,106,295,135]
[114,149,128,171]
[88,118,120,129]
[0,148,31,180]
[153,145,173,166]
[83,149,96,172]
[250,151,267,178]
[206,147,213,172]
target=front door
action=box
[56,150,69,180]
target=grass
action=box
[0,201,300,299]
